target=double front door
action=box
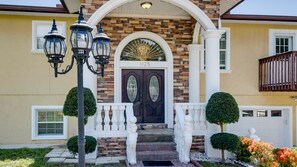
[122,69,164,123]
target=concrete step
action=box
[137,128,174,143]
[136,150,178,161]
[137,134,174,143]
[136,142,176,152]
[137,123,167,130]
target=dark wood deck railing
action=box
[259,51,297,91]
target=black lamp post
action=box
[43,6,111,167]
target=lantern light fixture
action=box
[141,2,152,9]
[43,6,112,167]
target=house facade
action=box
[0,0,296,163]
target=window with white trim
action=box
[201,28,230,72]
[269,29,297,56]
[32,21,66,53]
[32,106,67,140]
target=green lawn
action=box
[0,148,126,167]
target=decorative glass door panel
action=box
[122,69,164,123]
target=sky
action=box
[0,0,297,16]
[231,0,297,16]
[0,0,60,7]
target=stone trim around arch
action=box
[114,31,174,128]
[85,0,217,30]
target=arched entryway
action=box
[114,31,174,126]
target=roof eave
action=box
[0,4,68,13]
[221,13,297,22]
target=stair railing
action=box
[126,104,138,165]
[174,104,193,163]
[174,103,207,163]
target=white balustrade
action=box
[95,103,135,138]
[174,103,207,163]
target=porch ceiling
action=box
[108,0,190,19]
[62,0,242,18]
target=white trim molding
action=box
[269,29,297,56]
[32,20,66,53]
[31,106,68,140]
[114,31,174,128]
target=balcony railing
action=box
[259,51,297,91]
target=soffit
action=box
[60,0,80,13]
[220,0,242,16]
[109,0,190,18]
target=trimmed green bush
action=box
[211,133,240,153]
[67,135,97,155]
[206,92,240,162]
[206,92,239,130]
[63,87,97,120]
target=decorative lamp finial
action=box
[98,22,104,33]
[51,19,57,33]
[78,6,84,23]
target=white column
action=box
[202,29,225,158]
[188,44,202,103]
[202,30,225,101]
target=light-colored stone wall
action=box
[97,17,194,103]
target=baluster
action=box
[193,105,199,131]
[199,105,206,130]
[181,105,188,115]
[96,105,103,131]
[188,105,194,129]
[104,105,111,131]
[119,105,126,131]
[111,105,119,131]
[174,112,179,143]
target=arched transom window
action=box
[121,38,166,61]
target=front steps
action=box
[137,127,178,161]
[127,124,195,167]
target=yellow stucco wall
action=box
[200,22,297,144]
[1,13,297,145]
[0,14,78,144]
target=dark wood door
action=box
[122,69,164,123]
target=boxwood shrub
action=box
[63,87,97,119]
[211,133,240,153]
[67,135,97,155]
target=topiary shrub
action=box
[206,92,240,162]
[63,87,97,124]
[67,135,97,156]
[211,133,240,153]
[206,92,239,131]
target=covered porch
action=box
[77,0,239,164]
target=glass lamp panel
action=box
[70,30,77,48]
[87,31,93,49]
[92,42,98,56]
[61,40,67,55]
[54,40,61,55]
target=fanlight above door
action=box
[121,38,166,61]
